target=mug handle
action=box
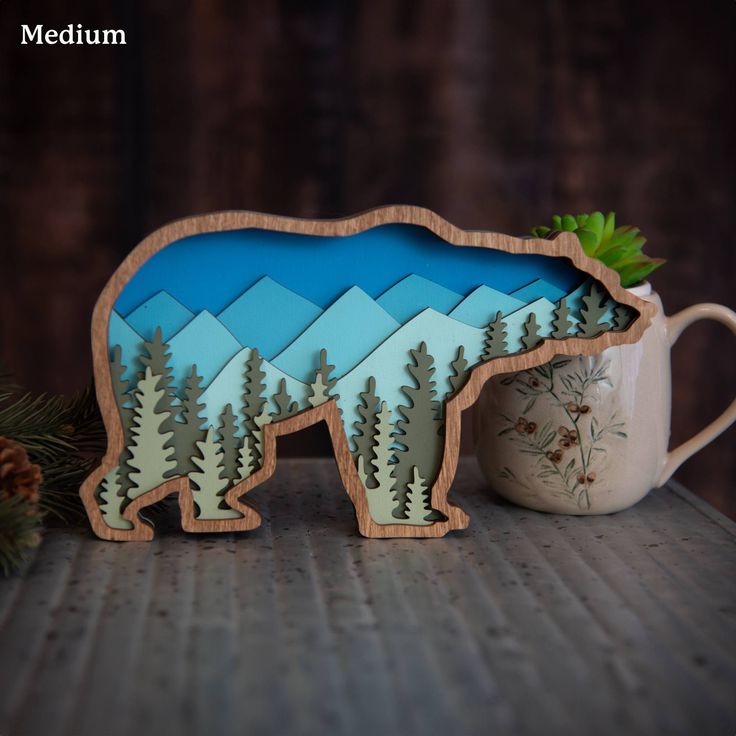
[657,303,736,486]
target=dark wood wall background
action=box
[1,1,734,517]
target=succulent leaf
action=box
[575,228,598,254]
[531,211,665,288]
[602,212,616,243]
[586,211,605,241]
[561,214,577,231]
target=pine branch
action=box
[0,384,105,520]
[0,495,43,576]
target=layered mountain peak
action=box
[510,278,566,304]
[377,275,463,323]
[448,285,525,328]
[271,286,400,382]
[125,290,194,341]
[218,276,322,359]
[167,310,242,389]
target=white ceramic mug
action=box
[474,283,736,514]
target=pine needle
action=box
[0,495,42,575]
[0,384,106,521]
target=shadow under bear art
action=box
[80,206,654,540]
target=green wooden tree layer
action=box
[578,283,609,338]
[190,426,241,520]
[126,366,177,499]
[308,349,339,407]
[363,401,399,524]
[522,313,543,350]
[352,377,380,489]
[218,404,239,484]
[177,365,206,476]
[551,297,573,339]
[405,467,433,526]
[483,311,508,360]
[393,342,443,517]
[140,328,179,477]
[98,466,132,530]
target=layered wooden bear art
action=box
[81,207,655,540]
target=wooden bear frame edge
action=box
[80,205,656,541]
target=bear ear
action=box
[82,206,654,541]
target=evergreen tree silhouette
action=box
[551,297,573,339]
[127,366,177,498]
[578,283,608,338]
[483,311,508,360]
[110,345,136,496]
[242,349,267,466]
[448,346,469,397]
[352,377,380,489]
[522,313,543,350]
[308,349,339,407]
[177,365,206,476]
[190,427,241,519]
[272,379,298,420]
[139,327,179,477]
[217,403,239,484]
[405,467,432,526]
[393,342,443,517]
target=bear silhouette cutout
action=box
[81,207,654,540]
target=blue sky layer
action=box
[218,276,323,360]
[114,224,582,315]
[376,275,463,323]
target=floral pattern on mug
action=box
[496,357,627,510]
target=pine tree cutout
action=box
[551,297,573,339]
[242,348,268,465]
[98,466,132,530]
[578,283,608,338]
[483,311,508,360]
[448,346,469,396]
[110,345,136,496]
[139,327,179,476]
[405,467,433,526]
[190,426,241,519]
[111,345,134,431]
[364,401,399,524]
[252,409,272,468]
[308,348,339,407]
[271,379,298,420]
[613,304,634,331]
[127,366,177,499]
[522,313,543,350]
[393,342,443,516]
[236,441,254,481]
[352,377,380,489]
[217,404,239,484]
[177,365,206,476]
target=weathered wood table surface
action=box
[1,459,734,736]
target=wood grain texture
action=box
[5,460,736,736]
[80,206,654,540]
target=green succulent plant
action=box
[531,211,665,288]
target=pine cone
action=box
[0,437,42,504]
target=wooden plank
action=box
[1,459,735,736]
